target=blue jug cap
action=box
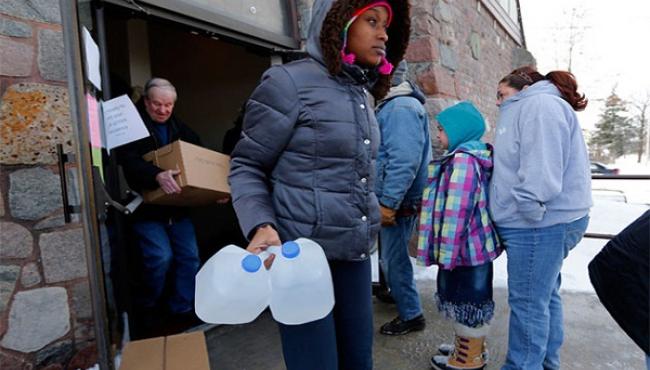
[241,254,262,272]
[282,241,300,259]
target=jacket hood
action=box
[377,81,426,109]
[436,101,486,152]
[439,141,493,170]
[391,60,408,86]
[501,80,561,109]
[306,0,411,100]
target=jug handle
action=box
[258,245,281,261]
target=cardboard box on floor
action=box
[119,331,210,370]
[143,140,230,206]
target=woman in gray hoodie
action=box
[490,66,592,370]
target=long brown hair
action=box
[511,66,588,111]
[545,71,588,111]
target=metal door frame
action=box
[59,0,113,368]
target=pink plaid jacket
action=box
[417,143,502,269]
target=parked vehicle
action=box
[591,162,619,175]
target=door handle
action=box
[56,144,143,222]
[57,144,81,223]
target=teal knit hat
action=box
[436,101,486,151]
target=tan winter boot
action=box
[437,341,489,361]
[430,324,488,370]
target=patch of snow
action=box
[612,154,650,175]
[594,155,650,205]
[588,198,649,234]
[592,179,650,205]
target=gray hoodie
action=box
[489,80,592,228]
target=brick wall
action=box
[408,0,535,145]
[0,3,97,369]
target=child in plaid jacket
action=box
[417,101,502,370]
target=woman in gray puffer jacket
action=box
[228,0,410,369]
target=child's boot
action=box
[430,323,488,370]
[437,341,489,361]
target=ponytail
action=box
[545,71,588,111]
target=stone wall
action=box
[408,0,535,143]
[0,2,97,369]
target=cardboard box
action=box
[119,331,210,370]
[143,140,230,206]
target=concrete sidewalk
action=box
[204,284,645,370]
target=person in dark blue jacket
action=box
[374,60,431,336]
[589,211,649,370]
[228,1,410,369]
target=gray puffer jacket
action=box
[228,0,410,260]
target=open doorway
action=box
[101,5,272,339]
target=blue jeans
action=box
[279,258,373,370]
[132,217,200,314]
[437,262,494,327]
[499,216,589,370]
[379,215,422,321]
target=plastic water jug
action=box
[194,245,271,324]
[267,238,335,325]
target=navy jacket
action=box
[228,0,409,260]
[589,210,649,354]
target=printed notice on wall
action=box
[101,94,149,151]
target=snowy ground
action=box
[593,155,650,205]
[611,155,650,175]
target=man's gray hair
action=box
[144,77,177,100]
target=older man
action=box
[118,78,201,330]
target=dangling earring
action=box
[341,50,356,65]
[377,56,394,75]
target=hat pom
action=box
[378,57,394,75]
[341,51,356,65]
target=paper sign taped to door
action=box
[101,94,149,151]
[82,27,102,91]
[86,93,103,148]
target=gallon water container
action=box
[268,238,335,325]
[195,245,271,324]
